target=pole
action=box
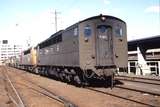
[54,10,61,32]
[55,10,57,32]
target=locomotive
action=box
[10,14,128,87]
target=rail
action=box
[27,82,77,107]
[115,75,160,86]
[8,67,77,107]
[116,75,160,81]
[86,87,159,107]
[115,85,160,96]
[2,67,25,107]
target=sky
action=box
[0,0,160,49]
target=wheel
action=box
[74,75,82,86]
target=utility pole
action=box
[55,10,58,32]
[50,9,60,32]
[14,45,16,58]
[54,10,60,32]
[25,36,31,50]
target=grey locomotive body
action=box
[12,15,128,86]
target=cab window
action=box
[115,27,123,37]
[97,25,107,33]
[97,25,110,39]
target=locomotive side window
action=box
[56,44,59,51]
[115,26,123,37]
[74,27,78,36]
[84,25,92,37]
[44,49,49,54]
[39,50,43,55]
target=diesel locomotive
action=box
[10,14,128,86]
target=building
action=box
[128,35,160,76]
[0,40,22,65]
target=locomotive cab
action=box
[79,15,127,81]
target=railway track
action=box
[7,66,77,107]
[115,75,160,85]
[114,84,160,96]
[19,78,77,107]
[86,87,159,107]
[1,67,25,107]
[5,66,160,107]
[85,75,160,107]
[115,75,160,96]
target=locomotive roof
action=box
[79,14,126,24]
[63,14,125,33]
[50,30,64,38]
[37,14,125,48]
[37,30,63,47]
[23,47,31,55]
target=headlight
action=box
[101,16,106,21]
